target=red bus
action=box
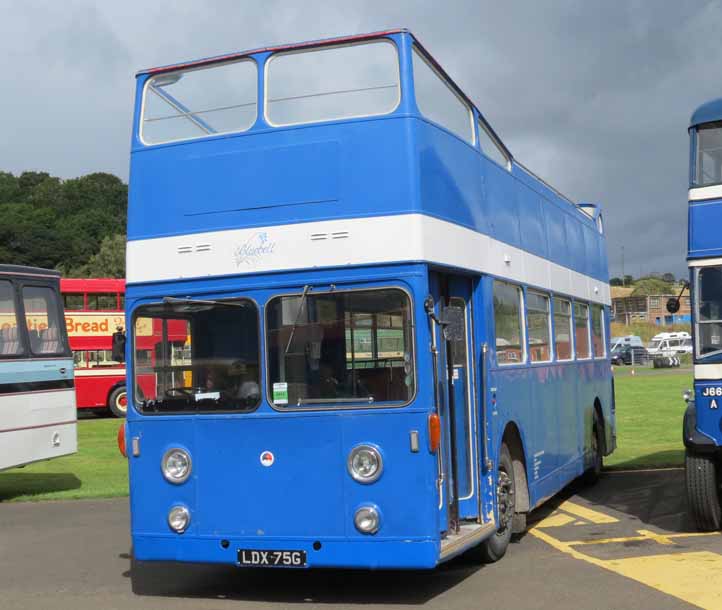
[61,278,128,416]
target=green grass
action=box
[0,416,128,502]
[0,371,692,502]
[605,370,690,470]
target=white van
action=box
[610,335,644,353]
[647,332,692,356]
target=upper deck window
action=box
[694,122,722,187]
[477,118,509,169]
[265,40,400,127]
[141,59,257,145]
[412,47,474,145]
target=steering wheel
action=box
[164,386,194,398]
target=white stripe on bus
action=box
[126,214,611,305]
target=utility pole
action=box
[621,246,625,286]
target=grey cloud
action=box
[1,0,719,277]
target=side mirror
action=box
[666,298,680,314]
[440,305,465,342]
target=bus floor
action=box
[0,469,717,610]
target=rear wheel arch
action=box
[501,422,530,514]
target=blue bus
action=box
[0,265,76,471]
[682,99,722,530]
[123,29,615,569]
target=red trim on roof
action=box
[138,29,407,76]
[60,278,126,293]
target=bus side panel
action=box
[0,358,77,470]
[74,372,123,409]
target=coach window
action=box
[527,291,551,362]
[696,265,722,357]
[22,286,66,356]
[591,304,605,358]
[553,298,573,361]
[574,302,591,359]
[493,281,525,365]
[412,46,474,145]
[0,280,23,356]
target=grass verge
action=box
[605,370,690,470]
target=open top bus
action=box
[123,29,614,570]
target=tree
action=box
[610,277,624,286]
[662,272,676,283]
[69,234,126,278]
[631,277,675,296]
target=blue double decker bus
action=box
[683,99,722,530]
[123,29,614,569]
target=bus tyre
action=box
[686,449,722,531]
[475,444,515,563]
[109,386,128,418]
[583,414,603,485]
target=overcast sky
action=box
[2,1,721,278]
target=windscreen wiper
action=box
[162,297,249,308]
[284,285,311,355]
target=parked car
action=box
[610,335,644,351]
[647,332,692,356]
[611,345,650,365]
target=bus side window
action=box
[553,298,573,361]
[22,286,66,355]
[493,281,525,365]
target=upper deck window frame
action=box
[692,121,722,188]
[476,117,510,170]
[411,44,475,147]
[139,57,259,147]
[263,38,402,129]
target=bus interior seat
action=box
[1,327,19,355]
[38,327,59,354]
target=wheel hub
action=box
[497,470,514,530]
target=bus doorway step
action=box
[439,521,496,561]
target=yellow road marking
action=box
[556,500,619,524]
[534,512,577,528]
[566,531,721,547]
[606,552,722,610]
[531,507,722,610]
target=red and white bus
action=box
[61,278,128,416]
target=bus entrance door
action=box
[431,273,479,534]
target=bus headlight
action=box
[348,445,383,484]
[683,389,692,403]
[168,505,190,533]
[162,448,192,484]
[354,506,380,534]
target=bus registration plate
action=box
[238,549,307,567]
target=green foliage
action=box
[67,234,126,279]
[0,170,127,276]
[630,277,674,296]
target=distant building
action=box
[611,286,691,325]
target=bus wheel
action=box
[583,414,603,485]
[474,444,515,563]
[109,386,128,418]
[686,449,722,531]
